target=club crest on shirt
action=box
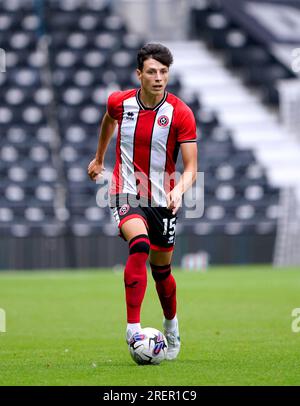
[157,115,169,127]
[119,204,130,216]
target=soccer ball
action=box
[128,327,168,365]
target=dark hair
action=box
[137,43,173,70]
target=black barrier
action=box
[0,233,275,270]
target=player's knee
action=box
[129,234,150,255]
[150,263,171,281]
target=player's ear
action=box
[136,68,142,81]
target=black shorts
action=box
[111,194,177,252]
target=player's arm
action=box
[167,142,198,214]
[88,111,117,181]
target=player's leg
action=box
[149,249,180,360]
[149,249,176,322]
[143,206,180,359]
[146,207,178,324]
[120,218,150,342]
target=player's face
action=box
[137,58,169,96]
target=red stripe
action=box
[111,117,123,195]
[133,111,156,199]
[115,131,122,194]
[163,125,177,195]
[129,237,150,248]
[150,244,174,252]
[118,214,149,230]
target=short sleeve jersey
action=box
[107,89,197,206]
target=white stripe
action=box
[112,207,120,225]
[149,102,174,206]
[120,97,140,194]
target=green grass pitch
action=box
[0,266,300,386]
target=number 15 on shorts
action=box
[163,218,176,236]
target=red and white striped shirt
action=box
[108,88,197,206]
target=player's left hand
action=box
[166,187,183,215]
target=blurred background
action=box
[0,0,300,270]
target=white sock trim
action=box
[127,323,141,332]
[164,315,178,332]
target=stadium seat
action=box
[0,0,281,264]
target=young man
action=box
[88,43,197,360]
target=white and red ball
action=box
[129,327,168,365]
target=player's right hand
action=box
[87,158,105,181]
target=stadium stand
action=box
[0,0,65,241]
[190,1,296,106]
[0,0,288,268]
[166,40,281,239]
